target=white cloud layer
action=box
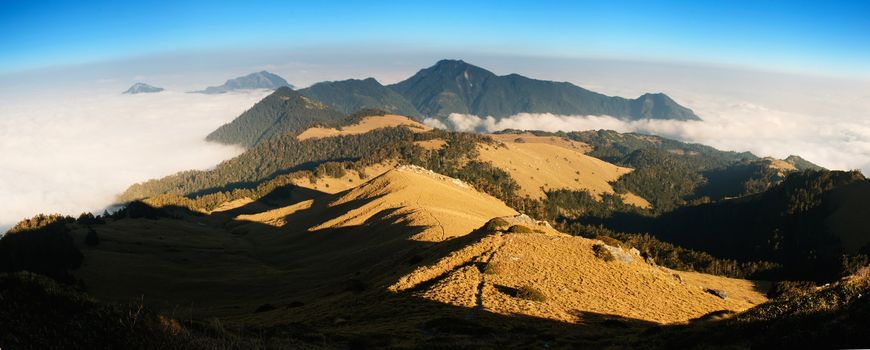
[425,96,870,174]
[0,90,270,230]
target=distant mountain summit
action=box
[299,78,421,117]
[194,71,293,94]
[123,83,163,94]
[389,59,701,121]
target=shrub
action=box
[517,285,547,302]
[314,161,347,178]
[597,235,624,248]
[0,215,83,283]
[485,218,511,231]
[85,228,100,246]
[848,265,870,288]
[592,244,615,262]
[767,280,817,299]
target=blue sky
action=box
[1,0,869,78]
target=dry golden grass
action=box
[73,164,767,341]
[308,165,518,242]
[620,192,652,209]
[393,216,766,324]
[488,133,592,153]
[209,198,254,213]
[290,162,395,194]
[765,157,798,172]
[296,114,430,140]
[477,138,647,205]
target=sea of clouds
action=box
[0,89,270,231]
[424,93,870,174]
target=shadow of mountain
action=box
[13,191,864,348]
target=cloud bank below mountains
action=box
[424,99,870,174]
[0,90,270,230]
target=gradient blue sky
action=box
[1,0,869,78]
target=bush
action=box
[597,235,624,248]
[85,228,100,246]
[484,218,511,231]
[517,285,547,302]
[314,161,347,178]
[0,215,83,283]
[767,280,817,299]
[592,244,615,262]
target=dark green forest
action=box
[205,87,346,147]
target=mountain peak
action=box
[194,71,293,94]
[123,82,163,94]
[428,59,493,77]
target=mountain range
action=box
[389,59,699,120]
[207,59,700,148]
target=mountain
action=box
[193,71,292,94]
[122,83,163,94]
[205,86,345,147]
[388,59,701,120]
[299,78,421,117]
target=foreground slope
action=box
[77,166,763,327]
[391,215,764,324]
[76,166,517,316]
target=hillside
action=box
[391,215,764,324]
[299,78,421,117]
[296,114,430,140]
[477,133,650,207]
[44,167,767,345]
[205,87,346,147]
[388,59,701,120]
[595,170,870,282]
[193,71,292,94]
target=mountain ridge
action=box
[388,59,701,120]
[299,77,422,117]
